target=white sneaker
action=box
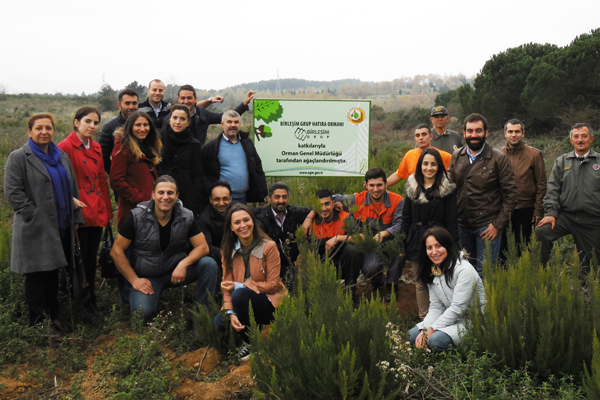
[237,344,250,361]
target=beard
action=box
[466,136,486,151]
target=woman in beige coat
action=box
[213,204,286,359]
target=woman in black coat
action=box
[401,147,458,319]
[158,105,203,215]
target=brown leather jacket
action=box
[221,240,287,311]
[449,144,518,230]
[499,142,547,218]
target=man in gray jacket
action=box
[535,123,600,274]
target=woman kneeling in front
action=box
[409,226,485,351]
[214,204,287,359]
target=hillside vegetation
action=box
[1,27,599,398]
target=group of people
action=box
[4,84,598,354]
[4,80,272,338]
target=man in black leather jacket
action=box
[98,88,139,174]
[253,182,312,287]
[177,84,255,145]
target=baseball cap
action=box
[431,106,448,116]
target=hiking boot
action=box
[384,284,397,302]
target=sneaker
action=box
[237,344,250,361]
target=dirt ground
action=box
[0,266,419,400]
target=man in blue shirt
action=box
[200,110,267,205]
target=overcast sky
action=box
[1,0,598,95]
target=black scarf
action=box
[136,137,156,160]
[163,125,193,150]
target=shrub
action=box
[191,293,239,359]
[469,236,600,380]
[380,324,585,399]
[249,239,405,399]
[584,330,600,400]
[92,316,178,399]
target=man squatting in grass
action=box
[304,168,404,297]
[111,175,218,321]
[311,189,362,292]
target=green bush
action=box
[469,237,600,380]
[249,239,405,399]
[584,330,600,400]
[379,325,584,399]
[92,316,178,399]
[191,293,239,359]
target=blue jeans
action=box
[458,225,502,278]
[213,286,275,341]
[130,256,218,320]
[117,248,132,304]
[409,325,454,352]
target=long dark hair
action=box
[221,204,271,274]
[417,226,459,286]
[413,147,448,199]
[115,111,162,164]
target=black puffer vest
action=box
[129,200,193,277]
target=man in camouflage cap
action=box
[430,106,462,154]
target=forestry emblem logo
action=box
[348,107,365,125]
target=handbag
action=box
[69,230,90,301]
[99,225,118,279]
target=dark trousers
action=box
[535,212,600,275]
[500,207,534,261]
[26,269,60,325]
[26,230,70,325]
[213,286,275,342]
[77,226,103,305]
[361,239,402,288]
[318,241,361,287]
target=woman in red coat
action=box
[109,111,161,229]
[58,106,114,321]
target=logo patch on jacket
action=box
[594,164,600,170]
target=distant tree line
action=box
[10,27,600,138]
[92,75,471,116]
[437,28,600,135]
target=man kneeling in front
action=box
[111,175,218,321]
